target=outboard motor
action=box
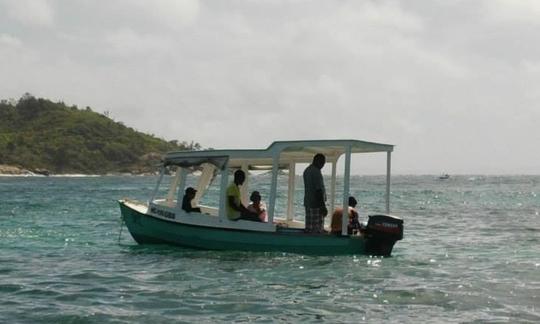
[365,214,404,256]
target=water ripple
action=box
[1,176,539,323]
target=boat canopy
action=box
[163,139,393,168]
[163,155,229,170]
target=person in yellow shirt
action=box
[226,170,262,222]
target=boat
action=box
[119,140,404,256]
[439,174,450,180]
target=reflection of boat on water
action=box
[119,139,404,256]
[439,174,450,180]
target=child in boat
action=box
[330,196,361,235]
[182,187,201,213]
[247,191,267,222]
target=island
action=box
[0,93,200,175]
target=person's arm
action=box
[186,204,201,213]
[315,189,326,207]
[315,171,328,216]
[317,192,328,216]
[228,195,248,213]
[181,196,190,212]
[349,209,359,224]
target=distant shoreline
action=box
[0,164,157,177]
[0,173,156,177]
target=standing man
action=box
[303,153,328,233]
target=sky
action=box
[1,0,539,175]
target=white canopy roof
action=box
[163,139,393,169]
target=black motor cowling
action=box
[365,214,404,256]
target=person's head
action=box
[234,170,245,185]
[312,153,326,169]
[250,191,261,203]
[348,196,357,208]
[185,187,197,199]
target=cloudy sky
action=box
[1,0,539,174]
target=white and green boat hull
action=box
[120,201,400,256]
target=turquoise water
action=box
[1,175,539,323]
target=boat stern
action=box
[364,214,404,256]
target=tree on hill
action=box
[0,93,201,174]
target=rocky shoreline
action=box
[0,164,157,176]
[0,164,46,176]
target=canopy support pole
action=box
[150,166,165,203]
[175,168,187,209]
[194,163,216,206]
[241,163,249,206]
[268,155,279,224]
[218,165,229,222]
[330,161,337,213]
[286,162,295,222]
[341,145,352,236]
[166,168,182,207]
[386,151,391,214]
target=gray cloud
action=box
[2,0,54,27]
[0,0,539,174]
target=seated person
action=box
[181,187,201,213]
[246,191,267,222]
[330,196,361,235]
[227,170,262,222]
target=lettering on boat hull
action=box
[150,206,176,219]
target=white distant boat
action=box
[439,174,450,180]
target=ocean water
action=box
[0,175,538,323]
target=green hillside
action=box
[0,94,200,174]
